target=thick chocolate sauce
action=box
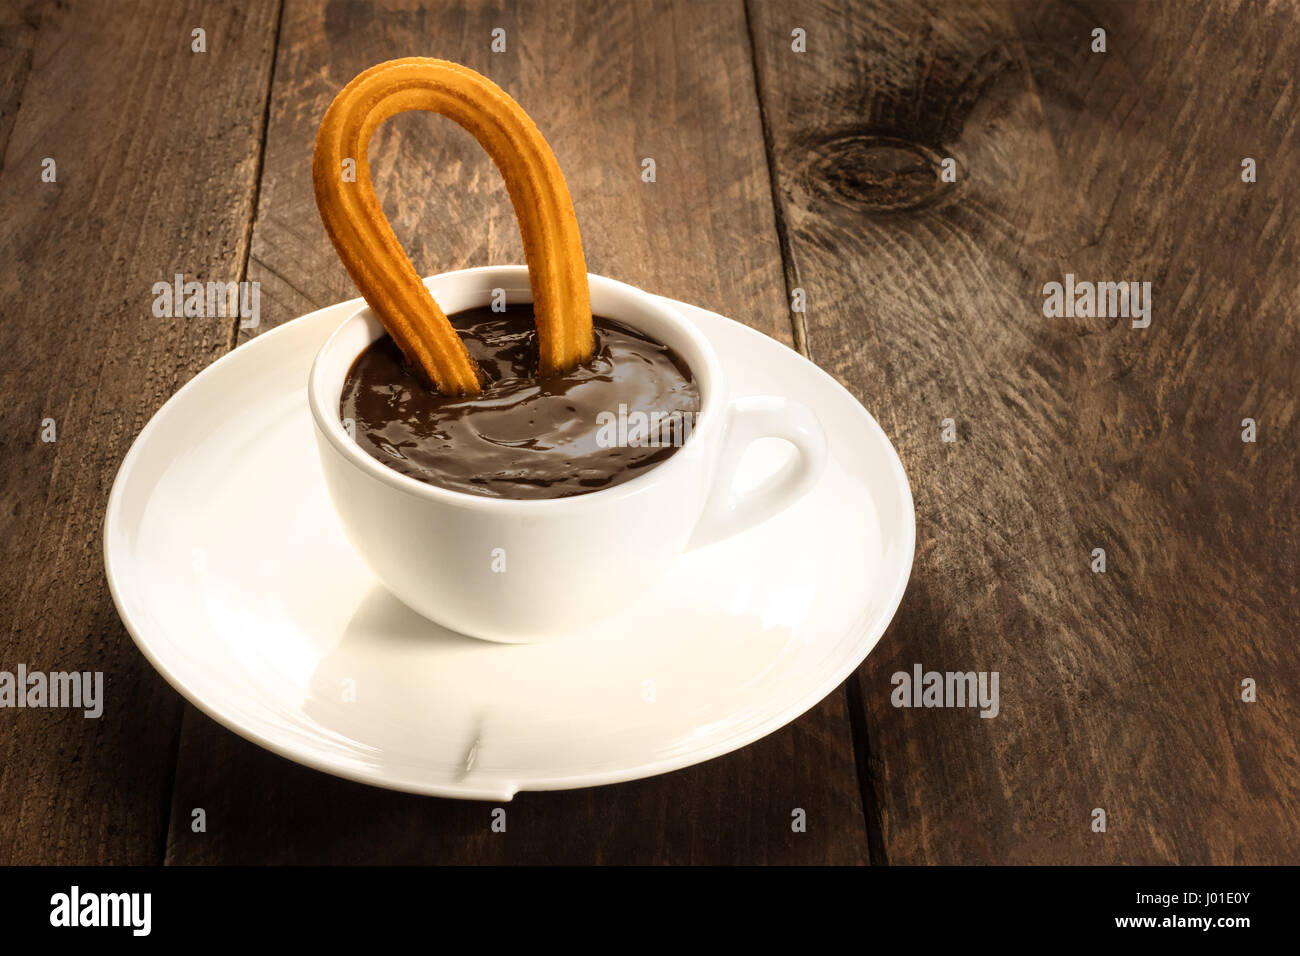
[340,305,700,499]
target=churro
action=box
[313,57,594,394]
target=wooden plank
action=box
[748,0,1299,863]
[164,0,867,864]
[0,1,48,159]
[238,0,794,344]
[0,0,280,863]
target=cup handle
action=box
[688,395,828,549]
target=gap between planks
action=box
[743,0,884,865]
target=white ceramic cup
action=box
[308,266,827,643]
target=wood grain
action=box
[0,0,279,863]
[749,0,1299,863]
[239,0,794,344]
[6,0,1289,867]
[163,0,867,865]
[0,1,46,160]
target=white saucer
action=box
[104,292,914,800]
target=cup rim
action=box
[307,266,723,513]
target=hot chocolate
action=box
[341,305,700,499]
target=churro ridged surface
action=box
[313,57,594,394]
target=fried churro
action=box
[313,57,593,394]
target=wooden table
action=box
[1,0,1295,865]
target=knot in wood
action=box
[810,135,957,213]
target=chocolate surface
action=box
[340,305,700,499]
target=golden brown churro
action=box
[313,57,594,394]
